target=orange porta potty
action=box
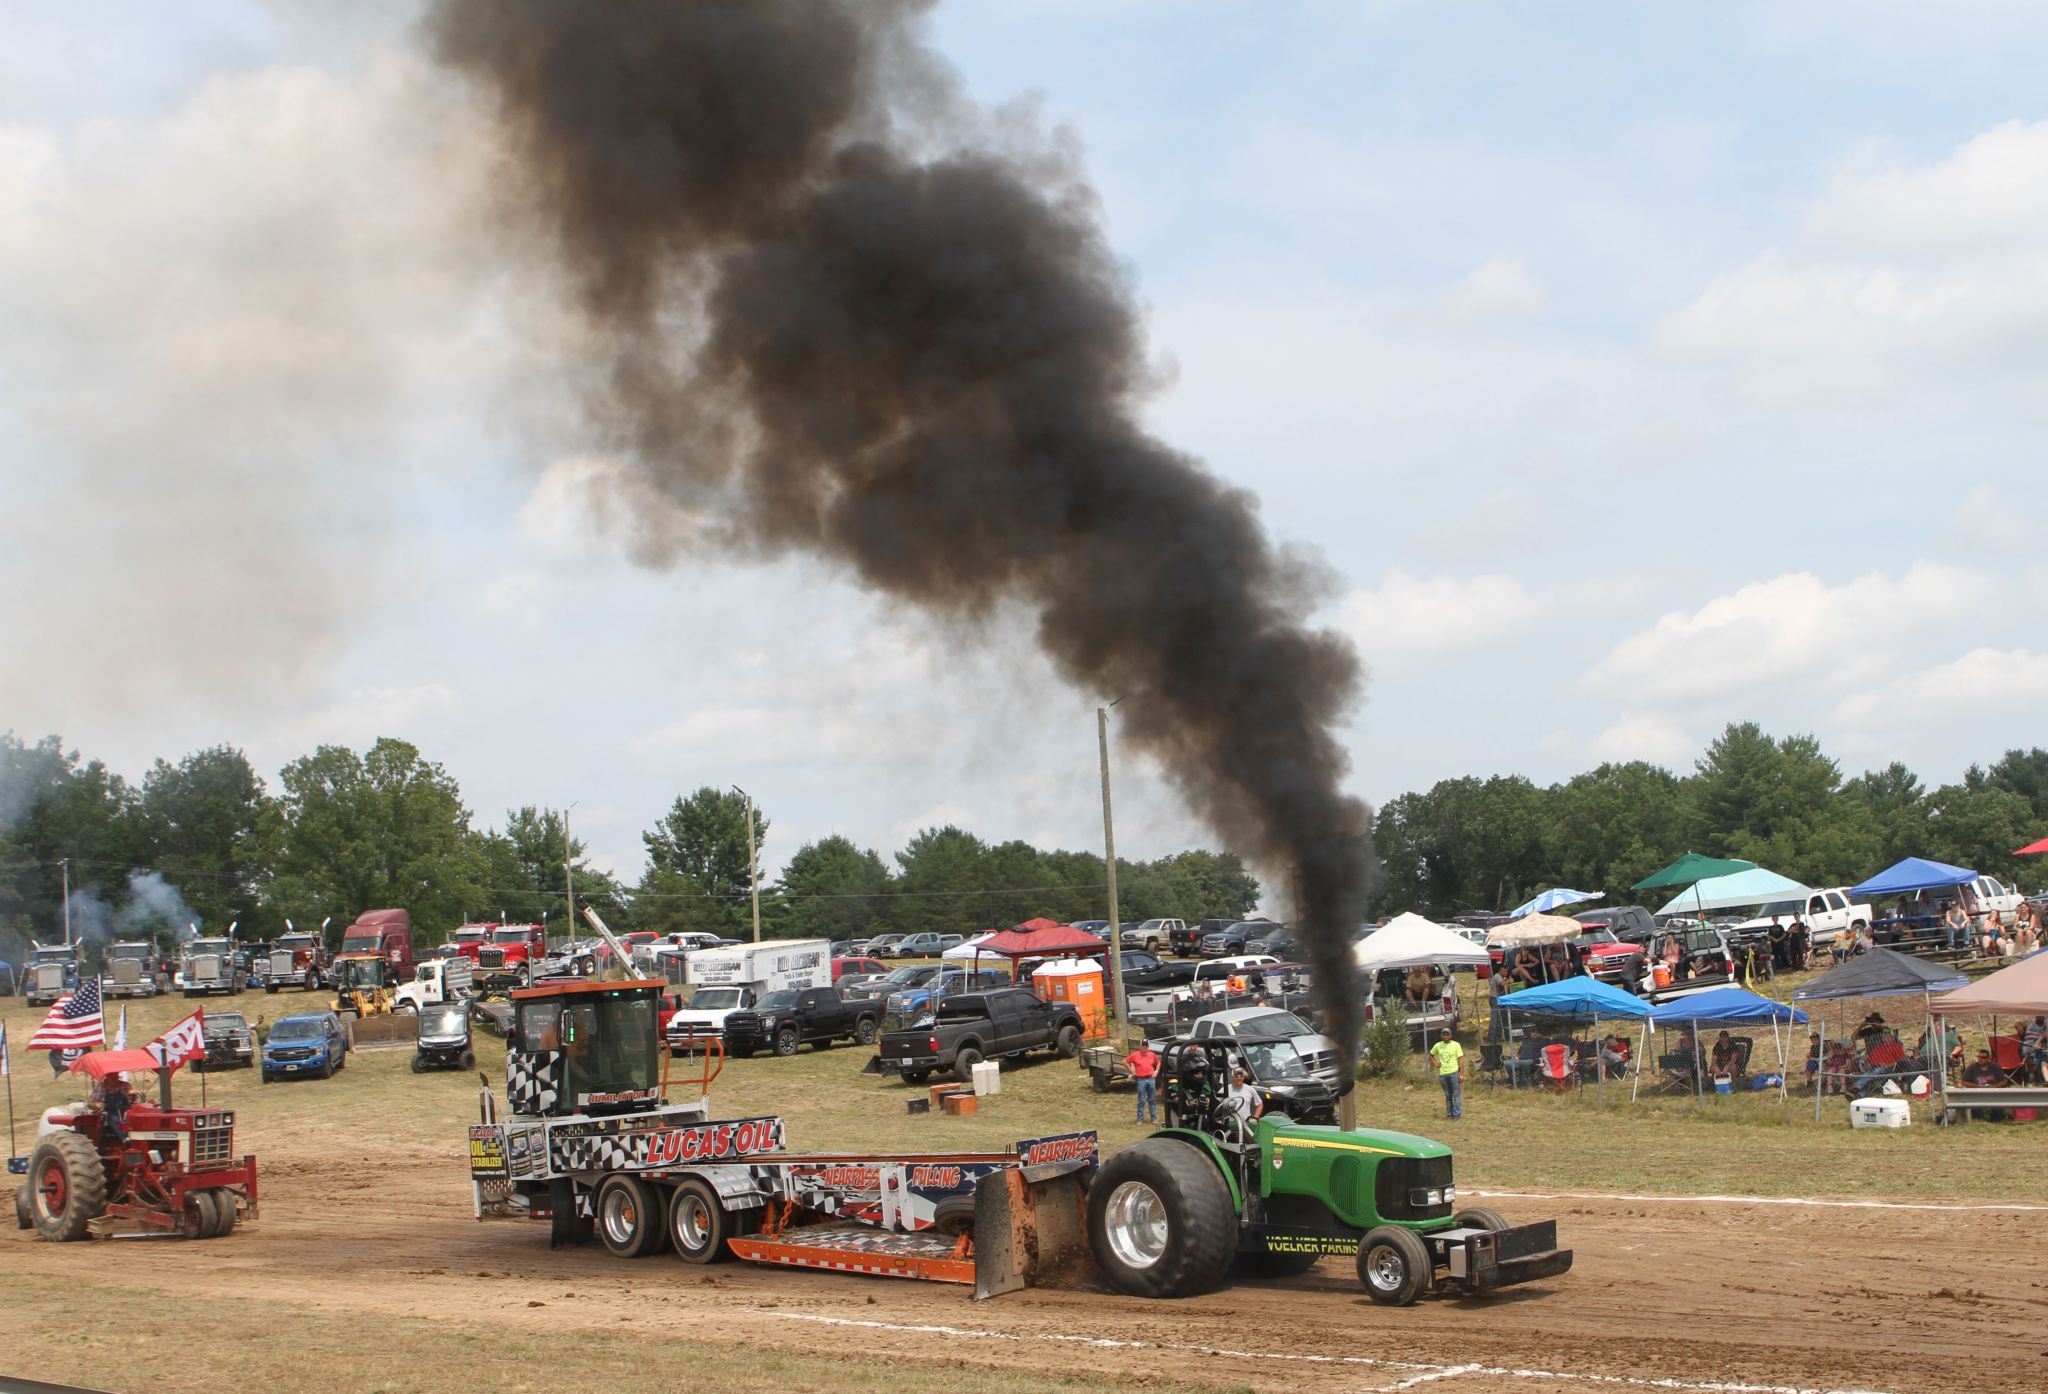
[1033,958,1109,1037]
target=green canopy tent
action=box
[1633,853,1761,939]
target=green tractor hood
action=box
[1261,1121,1454,1233]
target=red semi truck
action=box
[329,909,415,1010]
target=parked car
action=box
[1200,919,1275,957]
[832,955,888,983]
[1185,1005,1340,1085]
[1572,906,1659,943]
[1565,927,1647,991]
[260,1010,349,1082]
[1176,918,1238,957]
[875,987,1084,1084]
[1119,918,1183,953]
[886,932,964,960]
[1118,951,1195,990]
[885,967,1011,1020]
[843,963,946,1002]
[198,1011,256,1071]
[858,934,908,958]
[1244,929,1296,958]
[721,986,881,1058]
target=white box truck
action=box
[666,938,831,1047]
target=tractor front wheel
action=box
[15,1186,32,1230]
[180,1189,220,1241]
[594,1175,667,1259]
[1357,1226,1432,1306]
[1453,1206,1507,1234]
[28,1131,107,1242]
[667,1179,734,1264]
[210,1189,238,1237]
[1086,1137,1236,1298]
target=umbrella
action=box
[1508,887,1602,918]
[2014,835,2048,855]
[1632,853,1759,892]
[1485,913,1585,947]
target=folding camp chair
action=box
[1478,1041,1504,1088]
[1989,1034,2025,1084]
[1538,1042,1575,1093]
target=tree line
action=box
[1373,722,2048,918]
[0,732,1260,959]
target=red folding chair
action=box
[1538,1042,1575,1092]
[1989,1034,2025,1083]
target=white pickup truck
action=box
[1732,887,1871,945]
[1960,875,2024,921]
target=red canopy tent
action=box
[2014,835,2048,855]
[957,922,1110,990]
[68,1048,180,1080]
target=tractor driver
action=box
[91,1071,136,1145]
[1221,1064,1264,1132]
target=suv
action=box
[261,1011,349,1082]
[1119,919,1183,953]
[1186,1005,1340,1085]
[722,986,880,1058]
[1572,907,1658,943]
[887,932,963,960]
[858,933,907,958]
[199,1011,257,1071]
[1200,919,1274,957]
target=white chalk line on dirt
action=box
[1471,1188,2048,1214]
[754,1310,1900,1394]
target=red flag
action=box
[150,1009,207,1067]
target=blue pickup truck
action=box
[260,1011,350,1082]
[884,968,1010,1020]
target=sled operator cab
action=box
[507,978,674,1120]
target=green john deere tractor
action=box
[1086,1039,1572,1304]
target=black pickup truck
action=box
[722,986,881,1058]
[876,987,1085,1084]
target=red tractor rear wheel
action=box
[28,1132,106,1242]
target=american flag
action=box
[29,976,106,1051]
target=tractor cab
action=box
[507,979,669,1119]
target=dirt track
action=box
[11,1135,2045,1394]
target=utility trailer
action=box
[466,975,1091,1296]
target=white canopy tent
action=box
[1653,867,1811,916]
[1354,911,1491,971]
[941,933,999,961]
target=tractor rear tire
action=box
[667,1179,735,1264]
[773,1029,800,1058]
[28,1132,107,1242]
[1086,1137,1236,1298]
[594,1175,666,1259]
[952,1046,983,1085]
[1357,1225,1432,1306]
[1055,1025,1082,1059]
[1453,1207,1508,1234]
[181,1189,220,1241]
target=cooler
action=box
[970,1059,1002,1096]
[1032,958,1107,1037]
[1849,1097,1911,1129]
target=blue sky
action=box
[3,2,2044,893]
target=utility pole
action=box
[1098,703,1127,1037]
[563,803,579,950]
[60,858,72,946]
[733,786,762,944]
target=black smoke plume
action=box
[429,0,1377,1055]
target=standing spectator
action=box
[1126,1040,1161,1124]
[1766,918,1790,972]
[1429,1028,1465,1120]
[1789,918,1812,970]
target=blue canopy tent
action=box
[1494,976,1648,1095]
[1637,987,1808,1105]
[1847,856,1978,900]
[1792,949,1967,1119]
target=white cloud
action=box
[1829,647,2048,730]
[1584,564,1993,703]
[1658,119,2048,403]
[1441,255,1548,322]
[1335,572,1544,672]
[1589,713,1691,767]
[1946,483,2033,551]
[281,683,464,753]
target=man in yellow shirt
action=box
[1429,1028,1465,1121]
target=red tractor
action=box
[12,1048,258,1242]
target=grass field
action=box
[6,966,2043,1205]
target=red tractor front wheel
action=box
[27,1131,107,1242]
